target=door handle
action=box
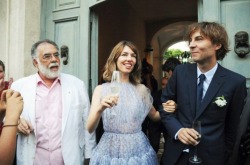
[60,45,69,65]
[234,31,250,58]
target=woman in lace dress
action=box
[87,41,176,165]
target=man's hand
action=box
[17,118,34,135]
[177,128,200,146]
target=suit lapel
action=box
[27,75,38,134]
[188,64,198,118]
[60,74,71,136]
[195,65,226,119]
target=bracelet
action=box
[2,124,18,127]
[2,118,21,127]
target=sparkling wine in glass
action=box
[110,86,120,96]
[110,71,121,115]
[110,71,120,95]
[189,120,202,164]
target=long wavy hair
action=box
[102,41,141,85]
[184,22,230,60]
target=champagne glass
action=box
[189,120,202,164]
[110,71,120,96]
[110,71,121,115]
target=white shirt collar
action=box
[197,63,218,83]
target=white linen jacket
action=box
[11,73,96,165]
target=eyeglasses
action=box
[42,53,60,60]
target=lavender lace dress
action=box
[90,82,158,165]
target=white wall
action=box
[0,0,41,81]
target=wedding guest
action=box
[0,60,9,93]
[148,57,181,157]
[230,90,250,165]
[159,22,247,165]
[11,39,96,165]
[162,57,181,78]
[149,77,168,153]
[0,60,13,133]
[0,60,13,98]
[87,40,175,164]
[141,58,158,135]
[141,58,158,93]
[0,89,23,165]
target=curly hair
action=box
[184,22,230,60]
[102,41,141,85]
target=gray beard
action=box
[37,60,61,79]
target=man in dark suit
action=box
[230,90,250,165]
[159,22,247,165]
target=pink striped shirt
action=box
[34,74,64,165]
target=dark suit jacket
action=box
[159,63,247,165]
[230,90,250,165]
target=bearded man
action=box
[11,39,96,165]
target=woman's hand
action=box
[1,90,23,116]
[5,90,23,119]
[87,85,119,133]
[1,89,24,127]
[100,95,119,110]
[0,90,7,111]
[162,100,177,113]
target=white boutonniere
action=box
[214,96,227,107]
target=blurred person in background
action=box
[141,58,158,136]
[0,60,14,134]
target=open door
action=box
[221,0,250,87]
[41,0,94,90]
